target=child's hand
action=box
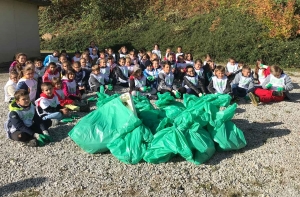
[180,69,185,73]
[265,83,272,89]
[147,76,155,81]
[60,108,69,115]
[277,86,284,92]
[79,86,85,90]
[140,86,151,92]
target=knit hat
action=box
[144,60,152,67]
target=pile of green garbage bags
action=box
[68,92,247,165]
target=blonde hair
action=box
[19,64,34,79]
[91,65,100,72]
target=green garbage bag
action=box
[155,92,175,107]
[96,92,119,107]
[208,121,247,151]
[143,126,193,163]
[132,95,154,112]
[107,124,153,164]
[138,109,164,134]
[184,122,216,165]
[155,117,173,133]
[214,103,237,128]
[69,97,142,153]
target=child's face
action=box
[216,71,225,79]
[186,68,195,77]
[10,74,18,83]
[18,55,27,64]
[164,65,171,73]
[49,65,57,73]
[16,95,30,107]
[186,54,192,61]
[24,71,34,79]
[119,60,125,66]
[55,83,62,90]
[208,62,215,69]
[194,62,202,70]
[80,60,87,67]
[100,60,106,67]
[125,61,131,67]
[135,70,142,77]
[177,47,182,53]
[62,64,69,71]
[153,61,159,69]
[73,64,81,72]
[147,65,153,71]
[107,49,113,54]
[60,56,67,63]
[53,52,59,57]
[168,55,174,62]
[35,61,42,68]
[107,59,114,65]
[75,53,81,58]
[93,69,100,75]
[68,73,75,80]
[242,69,251,77]
[166,49,171,54]
[178,57,184,63]
[229,59,235,65]
[154,45,159,50]
[42,86,53,97]
[100,53,105,59]
[92,49,97,55]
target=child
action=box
[181,65,207,96]
[225,57,239,82]
[52,77,80,111]
[203,60,216,87]
[157,61,181,98]
[35,82,69,125]
[16,65,38,102]
[129,50,139,65]
[253,65,293,103]
[61,62,71,77]
[34,58,46,79]
[125,57,135,75]
[253,59,270,85]
[113,57,129,87]
[60,50,71,62]
[42,62,60,83]
[118,46,128,59]
[140,54,150,71]
[107,48,116,62]
[175,46,184,61]
[9,53,27,73]
[90,48,99,61]
[194,59,204,78]
[167,53,176,73]
[185,53,194,66]
[152,59,162,78]
[143,60,157,89]
[80,58,91,73]
[129,65,157,100]
[81,52,93,68]
[4,71,18,103]
[89,65,105,92]
[107,55,117,71]
[72,61,88,96]
[62,70,81,101]
[164,47,172,61]
[4,89,52,147]
[138,48,146,62]
[72,51,81,62]
[99,59,111,84]
[95,50,107,65]
[56,55,68,72]
[203,54,212,65]
[43,50,59,67]
[88,41,98,55]
[208,65,231,94]
[175,55,187,82]
[231,65,255,103]
[152,44,162,60]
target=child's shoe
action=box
[51,119,59,126]
[272,91,283,97]
[248,92,259,106]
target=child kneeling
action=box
[35,82,69,126]
[4,90,52,147]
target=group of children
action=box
[3,42,294,147]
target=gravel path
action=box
[0,72,300,197]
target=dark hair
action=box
[185,65,194,71]
[41,82,53,91]
[52,77,62,86]
[242,65,251,71]
[61,50,67,53]
[163,61,171,67]
[195,59,203,64]
[14,89,29,101]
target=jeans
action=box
[232,84,247,97]
[42,112,63,120]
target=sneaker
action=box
[26,139,37,147]
[51,119,59,126]
[248,92,258,106]
[284,92,292,101]
[272,91,283,97]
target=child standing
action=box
[208,65,231,94]
[4,71,18,103]
[157,61,181,98]
[231,65,255,104]
[253,65,293,103]
[16,65,38,102]
[4,90,52,147]
[43,50,60,67]
[42,62,60,83]
[35,83,69,125]
[181,65,207,96]
[152,44,162,60]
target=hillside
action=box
[39,0,300,67]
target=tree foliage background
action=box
[39,0,300,67]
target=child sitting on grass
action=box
[208,65,231,95]
[231,65,256,104]
[4,71,18,103]
[35,82,69,126]
[253,65,293,103]
[4,90,52,147]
